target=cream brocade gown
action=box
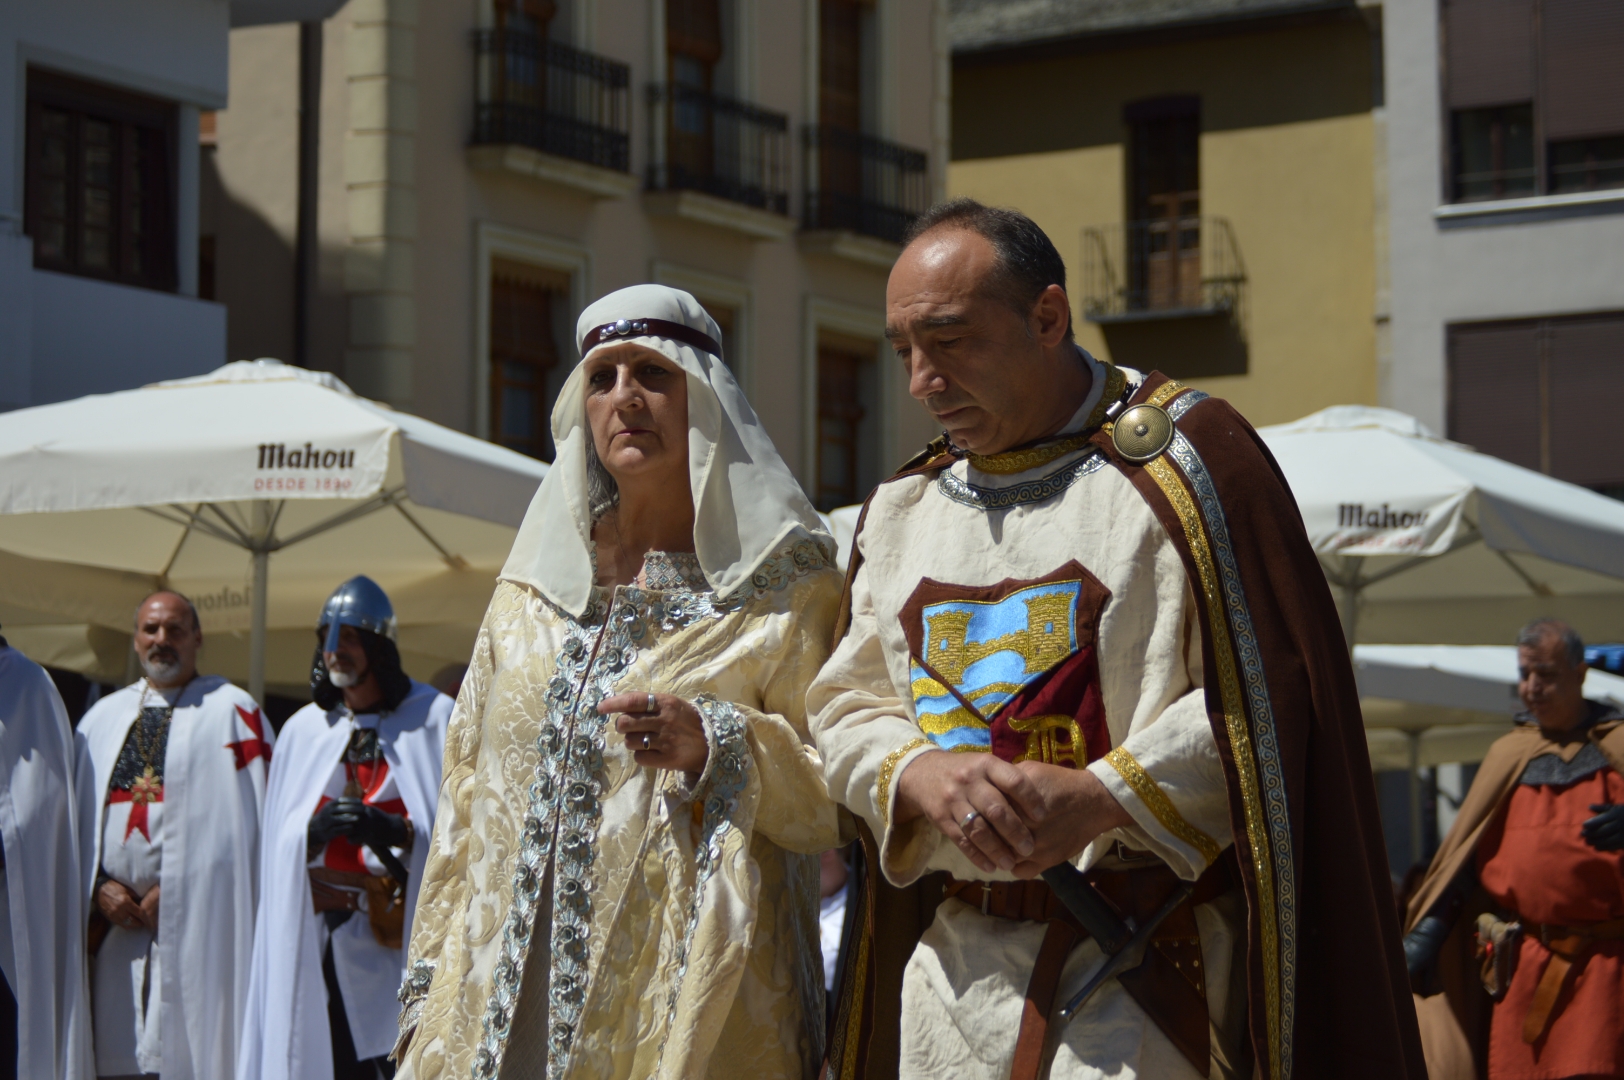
[396,540,845,1080]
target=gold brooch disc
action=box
[1111,404,1174,462]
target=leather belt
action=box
[1522,915,1624,1044]
[943,849,1237,1080]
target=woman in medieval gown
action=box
[393,285,847,1080]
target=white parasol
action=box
[0,360,547,702]
[1257,406,1624,648]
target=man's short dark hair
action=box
[1517,618,1585,668]
[902,197,1075,343]
[135,590,201,634]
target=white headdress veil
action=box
[500,284,834,616]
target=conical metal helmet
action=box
[318,575,397,653]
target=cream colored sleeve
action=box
[1085,619,1232,882]
[393,603,495,1074]
[732,572,847,854]
[807,559,943,887]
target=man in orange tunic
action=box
[1404,619,1624,1079]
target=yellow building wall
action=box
[948,19,1378,427]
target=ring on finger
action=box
[961,809,981,832]
[646,692,657,714]
[642,733,652,749]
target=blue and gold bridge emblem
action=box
[901,566,1111,770]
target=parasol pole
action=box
[249,500,272,705]
[1407,728,1424,868]
[1338,555,1364,657]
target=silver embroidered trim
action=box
[473,535,827,1080]
[1164,407,1298,1078]
[653,695,749,1067]
[1166,388,1208,421]
[397,957,437,1037]
[936,450,1108,510]
[641,551,706,591]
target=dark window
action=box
[665,0,723,186]
[492,0,558,112]
[816,337,876,511]
[1450,104,1536,202]
[1442,0,1624,201]
[1448,313,1624,491]
[1126,97,1200,312]
[24,69,177,291]
[1548,135,1624,194]
[490,266,569,460]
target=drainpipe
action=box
[295,20,322,369]
[345,0,417,404]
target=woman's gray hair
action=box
[585,434,620,521]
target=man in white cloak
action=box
[0,632,93,1080]
[238,577,448,1080]
[76,591,272,1079]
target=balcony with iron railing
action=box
[1079,215,1245,322]
[646,84,790,228]
[802,125,930,246]
[470,28,632,192]
[1080,216,1249,377]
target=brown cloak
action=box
[1401,715,1624,1080]
[823,373,1426,1080]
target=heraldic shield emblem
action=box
[899,562,1112,770]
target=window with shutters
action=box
[489,261,571,460]
[23,69,178,291]
[1448,313,1624,492]
[1442,0,1624,201]
[1126,97,1201,311]
[815,334,878,511]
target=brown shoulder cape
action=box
[821,373,1425,1080]
[1401,715,1624,1080]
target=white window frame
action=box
[472,221,591,440]
[651,260,753,394]
[801,295,897,498]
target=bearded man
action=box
[1404,619,1624,1080]
[810,199,1423,1080]
[75,591,273,1079]
[239,576,449,1080]
[0,631,92,1079]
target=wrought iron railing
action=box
[1079,216,1246,320]
[802,125,929,244]
[471,29,630,173]
[647,84,789,215]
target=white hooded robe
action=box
[238,679,449,1080]
[0,644,93,1080]
[75,675,272,1079]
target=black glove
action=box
[1582,803,1624,852]
[1403,915,1453,990]
[307,797,354,851]
[340,799,411,852]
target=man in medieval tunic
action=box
[810,199,1424,1080]
[239,576,450,1080]
[75,591,273,1079]
[0,632,92,1079]
[1404,619,1624,1080]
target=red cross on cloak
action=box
[226,705,272,770]
[108,769,163,842]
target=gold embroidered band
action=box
[1104,746,1222,866]
[962,363,1129,476]
[1144,451,1284,1079]
[876,738,932,827]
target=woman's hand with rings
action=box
[600,691,710,775]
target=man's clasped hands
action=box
[894,751,1134,877]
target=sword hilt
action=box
[1040,863,1131,954]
